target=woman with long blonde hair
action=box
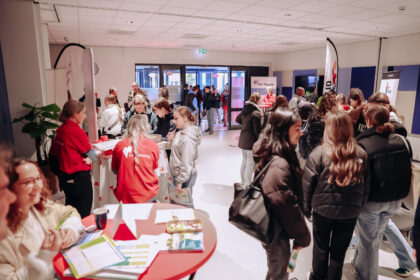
[302,110,369,280]
[112,114,159,203]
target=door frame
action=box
[230,66,248,130]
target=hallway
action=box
[189,130,420,280]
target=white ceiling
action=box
[38,0,420,53]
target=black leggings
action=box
[59,170,93,218]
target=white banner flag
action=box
[82,48,98,142]
[324,38,338,92]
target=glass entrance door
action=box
[230,67,247,129]
[161,65,182,104]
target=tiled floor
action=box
[188,129,420,280]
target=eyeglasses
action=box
[17,176,43,187]
[133,103,144,105]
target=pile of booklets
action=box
[62,208,204,279]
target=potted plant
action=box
[12,103,61,164]
[12,103,61,193]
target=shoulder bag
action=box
[229,157,280,244]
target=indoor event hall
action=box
[0,0,420,279]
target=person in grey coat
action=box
[236,92,262,187]
[168,106,202,208]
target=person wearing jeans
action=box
[385,219,417,275]
[355,104,413,279]
[354,200,402,279]
[236,92,262,187]
[203,86,216,134]
[350,219,417,276]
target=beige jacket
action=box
[0,201,83,280]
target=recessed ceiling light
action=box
[126,20,134,24]
[236,29,243,32]
[398,5,407,11]
[284,13,292,17]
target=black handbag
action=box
[229,157,279,244]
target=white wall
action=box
[0,0,49,158]
[273,33,420,71]
[49,45,274,103]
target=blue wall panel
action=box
[273,71,282,94]
[337,67,352,97]
[394,65,420,91]
[411,68,420,134]
[350,66,376,99]
[282,87,293,101]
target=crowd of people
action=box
[183,83,229,134]
[0,80,419,279]
[236,87,420,280]
[0,82,204,278]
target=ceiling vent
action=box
[181,33,207,39]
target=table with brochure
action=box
[53,203,217,280]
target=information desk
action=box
[53,203,217,280]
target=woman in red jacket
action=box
[49,100,97,218]
[111,114,159,203]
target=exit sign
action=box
[198,48,207,54]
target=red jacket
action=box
[50,120,92,174]
[112,137,159,203]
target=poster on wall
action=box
[379,71,400,106]
[323,38,338,92]
[251,76,277,108]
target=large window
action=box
[186,72,197,86]
[135,65,159,101]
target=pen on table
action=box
[55,211,73,230]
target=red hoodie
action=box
[112,137,159,203]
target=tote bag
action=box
[229,158,280,244]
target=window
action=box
[135,65,159,101]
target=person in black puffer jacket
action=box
[302,110,370,280]
[354,104,412,280]
[236,92,261,187]
[300,93,336,159]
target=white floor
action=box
[187,129,420,280]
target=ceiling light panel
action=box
[291,0,338,13]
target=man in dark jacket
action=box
[203,86,216,134]
[187,86,198,115]
[236,93,262,186]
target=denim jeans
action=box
[351,217,416,270]
[384,219,416,269]
[354,200,402,280]
[207,108,215,131]
[240,149,254,187]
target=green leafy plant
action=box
[12,103,61,163]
